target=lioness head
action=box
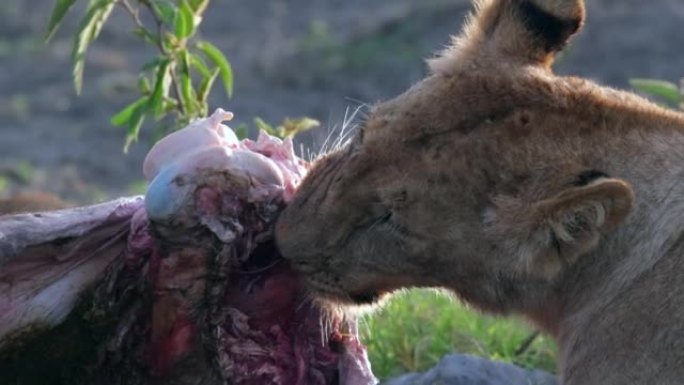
[276,0,652,312]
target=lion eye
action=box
[379,212,406,235]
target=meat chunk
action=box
[0,110,376,385]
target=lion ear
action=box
[488,177,634,277]
[534,178,634,264]
[431,0,585,71]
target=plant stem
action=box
[138,0,169,55]
[169,63,189,116]
[121,0,188,117]
[118,0,156,43]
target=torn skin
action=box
[0,109,376,385]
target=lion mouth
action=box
[304,277,390,306]
[349,292,384,305]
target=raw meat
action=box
[0,109,376,385]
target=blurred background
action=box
[2,0,684,379]
[1,0,684,202]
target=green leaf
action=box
[45,0,78,42]
[111,97,149,127]
[180,47,191,70]
[180,73,194,107]
[138,75,151,94]
[629,79,682,107]
[123,101,147,153]
[178,49,196,115]
[123,117,145,153]
[197,41,234,98]
[254,117,275,135]
[188,0,209,14]
[148,59,173,117]
[72,0,115,94]
[279,117,320,137]
[175,0,195,39]
[150,0,176,25]
[162,97,179,113]
[197,67,220,107]
[189,52,211,77]
[234,123,248,140]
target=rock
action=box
[382,354,557,385]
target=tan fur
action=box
[276,1,684,383]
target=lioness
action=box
[275,0,684,383]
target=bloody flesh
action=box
[0,110,376,385]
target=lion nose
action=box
[275,207,331,261]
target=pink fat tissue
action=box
[0,109,376,385]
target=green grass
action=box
[359,288,557,379]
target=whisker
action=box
[318,122,336,157]
[296,292,313,313]
[332,104,367,154]
[343,96,371,108]
[311,101,370,162]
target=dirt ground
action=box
[1,0,684,203]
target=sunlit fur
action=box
[277,1,684,384]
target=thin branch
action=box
[138,0,169,55]
[121,0,188,116]
[119,0,142,28]
[169,63,188,116]
[118,0,160,48]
